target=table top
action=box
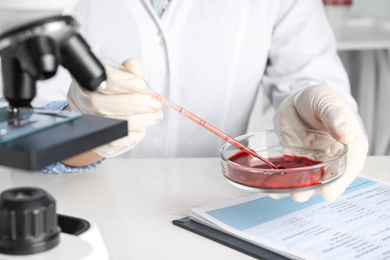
[0,156,389,260]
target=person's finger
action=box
[290,189,319,202]
[101,67,150,94]
[267,193,290,200]
[121,58,147,78]
[93,131,147,157]
[320,143,367,201]
[107,111,164,131]
[88,93,162,115]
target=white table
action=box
[0,156,389,260]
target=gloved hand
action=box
[67,57,164,157]
[273,85,369,202]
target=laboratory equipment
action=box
[0,1,127,170]
[219,129,348,193]
[152,92,278,169]
[0,187,108,259]
[323,0,353,35]
[0,3,114,258]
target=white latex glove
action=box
[67,57,164,157]
[273,85,368,202]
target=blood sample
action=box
[226,152,325,189]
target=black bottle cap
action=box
[0,187,60,255]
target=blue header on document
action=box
[206,177,376,231]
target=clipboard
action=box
[172,217,289,260]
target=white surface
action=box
[0,156,388,260]
[0,220,107,260]
[0,234,94,260]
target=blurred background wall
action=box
[248,0,390,156]
[336,0,390,155]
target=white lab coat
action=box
[10,0,359,158]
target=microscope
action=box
[0,1,127,259]
[0,0,127,170]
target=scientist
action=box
[6,0,369,202]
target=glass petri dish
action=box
[219,129,348,193]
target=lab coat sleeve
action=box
[261,0,359,113]
[40,100,105,174]
[42,160,105,174]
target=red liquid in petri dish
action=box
[226,152,325,189]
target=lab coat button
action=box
[154,32,164,45]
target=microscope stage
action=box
[0,107,127,170]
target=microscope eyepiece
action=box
[0,15,107,108]
[60,33,106,92]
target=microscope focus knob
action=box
[0,187,60,255]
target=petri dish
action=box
[219,129,348,193]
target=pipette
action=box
[151,92,278,169]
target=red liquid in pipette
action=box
[152,93,278,169]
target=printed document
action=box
[190,177,390,259]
